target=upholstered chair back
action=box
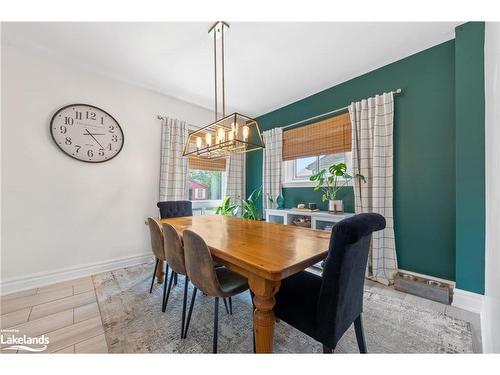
[182,230,223,296]
[147,217,165,260]
[162,223,186,276]
[157,201,193,219]
[317,213,386,348]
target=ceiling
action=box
[3,22,461,117]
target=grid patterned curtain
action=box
[159,117,189,201]
[349,92,398,285]
[225,152,245,210]
[262,128,283,209]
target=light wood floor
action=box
[0,276,108,353]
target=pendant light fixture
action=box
[183,21,265,159]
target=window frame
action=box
[282,153,353,188]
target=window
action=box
[188,169,223,201]
[283,152,352,187]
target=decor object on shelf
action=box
[297,203,306,209]
[309,162,365,213]
[267,193,285,209]
[308,202,317,210]
[50,104,124,163]
[183,21,265,160]
[291,207,320,213]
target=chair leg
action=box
[174,273,178,287]
[228,297,233,315]
[181,275,189,339]
[223,298,229,314]
[354,315,367,353]
[162,269,174,312]
[322,344,333,353]
[149,259,159,293]
[183,287,198,338]
[213,297,219,354]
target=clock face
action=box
[50,104,124,163]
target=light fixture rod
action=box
[213,26,218,122]
[221,22,226,118]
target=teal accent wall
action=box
[247,40,457,281]
[455,22,485,294]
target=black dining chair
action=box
[157,200,193,219]
[182,229,249,353]
[274,213,386,353]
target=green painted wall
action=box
[455,22,485,294]
[247,40,457,281]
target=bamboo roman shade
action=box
[282,112,352,161]
[188,156,227,171]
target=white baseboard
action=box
[0,253,153,296]
[452,288,484,314]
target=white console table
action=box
[264,208,354,231]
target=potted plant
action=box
[309,162,365,213]
[216,186,263,220]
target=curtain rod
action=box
[280,88,402,131]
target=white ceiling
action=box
[3,22,461,116]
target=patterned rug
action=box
[93,261,473,353]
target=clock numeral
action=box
[60,125,67,134]
[108,143,112,151]
[64,117,74,125]
[75,111,82,120]
[65,137,72,145]
[75,145,81,153]
[98,148,105,156]
[101,117,104,125]
[86,111,96,120]
[108,125,115,133]
[111,135,118,142]
[87,150,94,157]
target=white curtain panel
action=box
[159,117,189,201]
[225,152,246,204]
[349,92,398,285]
[262,128,283,209]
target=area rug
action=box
[92,261,473,353]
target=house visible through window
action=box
[188,169,222,201]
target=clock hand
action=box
[84,129,105,149]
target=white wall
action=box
[483,22,500,353]
[1,43,212,292]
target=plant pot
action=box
[328,199,343,213]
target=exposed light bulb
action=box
[242,125,250,140]
[205,133,212,147]
[196,136,202,149]
[217,128,225,143]
[228,130,234,141]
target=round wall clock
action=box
[50,104,124,163]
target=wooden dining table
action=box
[157,215,331,353]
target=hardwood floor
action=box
[0,276,108,354]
